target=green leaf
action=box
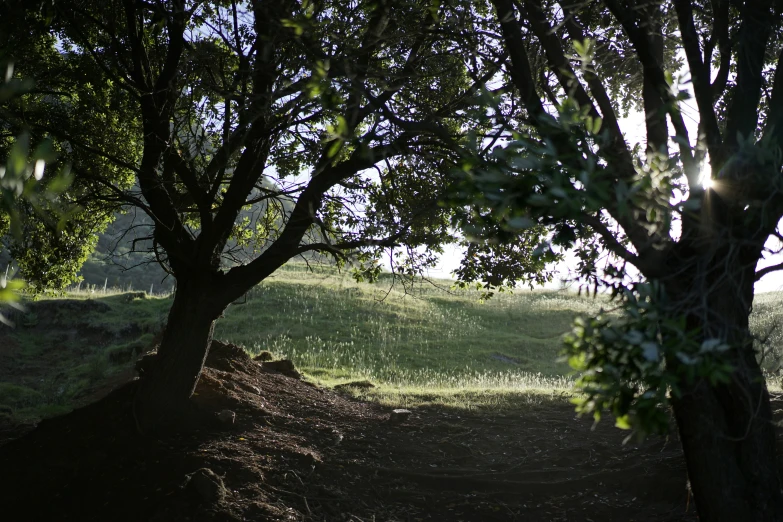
[327,140,343,159]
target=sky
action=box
[422,73,783,295]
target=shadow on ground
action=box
[0,341,715,521]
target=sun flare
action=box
[699,159,714,190]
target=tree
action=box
[0,11,124,296]
[0,58,76,320]
[454,1,783,519]
[2,0,508,430]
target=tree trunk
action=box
[672,357,783,520]
[133,276,225,433]
[665,253,783,521]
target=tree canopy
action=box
[0,0,540,430]
[0,57,75,319]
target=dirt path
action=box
[324,406,692,521]
[0,342,725,521]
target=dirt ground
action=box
[0,341,743,521]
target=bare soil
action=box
[0,340,760,521]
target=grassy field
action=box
[2,262,783,420]
[212,264,595,406]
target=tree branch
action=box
[579,214,646,274]
[521,0,600,122]
[490,0,548,122]
[755,260,783,281]
[639,1,669,156]
[723,0,775,152]
[153,0,187,98]
[296,236,403,257]
[674,0,723,164]
[604,0,698,185]
[491,0,668,272]
[217,138,414,305]
[709,0,731,100]
[197,0,293,264]
[122,0,152,89]
[763,45,783,147]
[560,3,632,168]
[166,151,212,226]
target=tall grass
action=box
[212,264,604,395]
[10,262,781,411]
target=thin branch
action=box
[580,214,643,269]
[521,0,601,121]
[560,2,632,168]
[296,236,403,256]
[166,151,212,226]
[755,261,783,281]
[24,123,142,174]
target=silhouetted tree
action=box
[454,1,783,519]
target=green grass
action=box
[3,262,783,418]
[0,292,170,422]
[211,264,606,405]
[0,382,44,408]
[750,292,783,374]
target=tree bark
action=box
[664,218,783,520]
[133,275,226,433]
[672,352,783,520]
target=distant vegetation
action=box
[71,207,171,294]
[76,198,315,295]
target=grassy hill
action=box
[2,262,783,422]
[212,264,590,406]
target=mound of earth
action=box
[0,338,741,521]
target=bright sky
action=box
[424,73,783,295]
